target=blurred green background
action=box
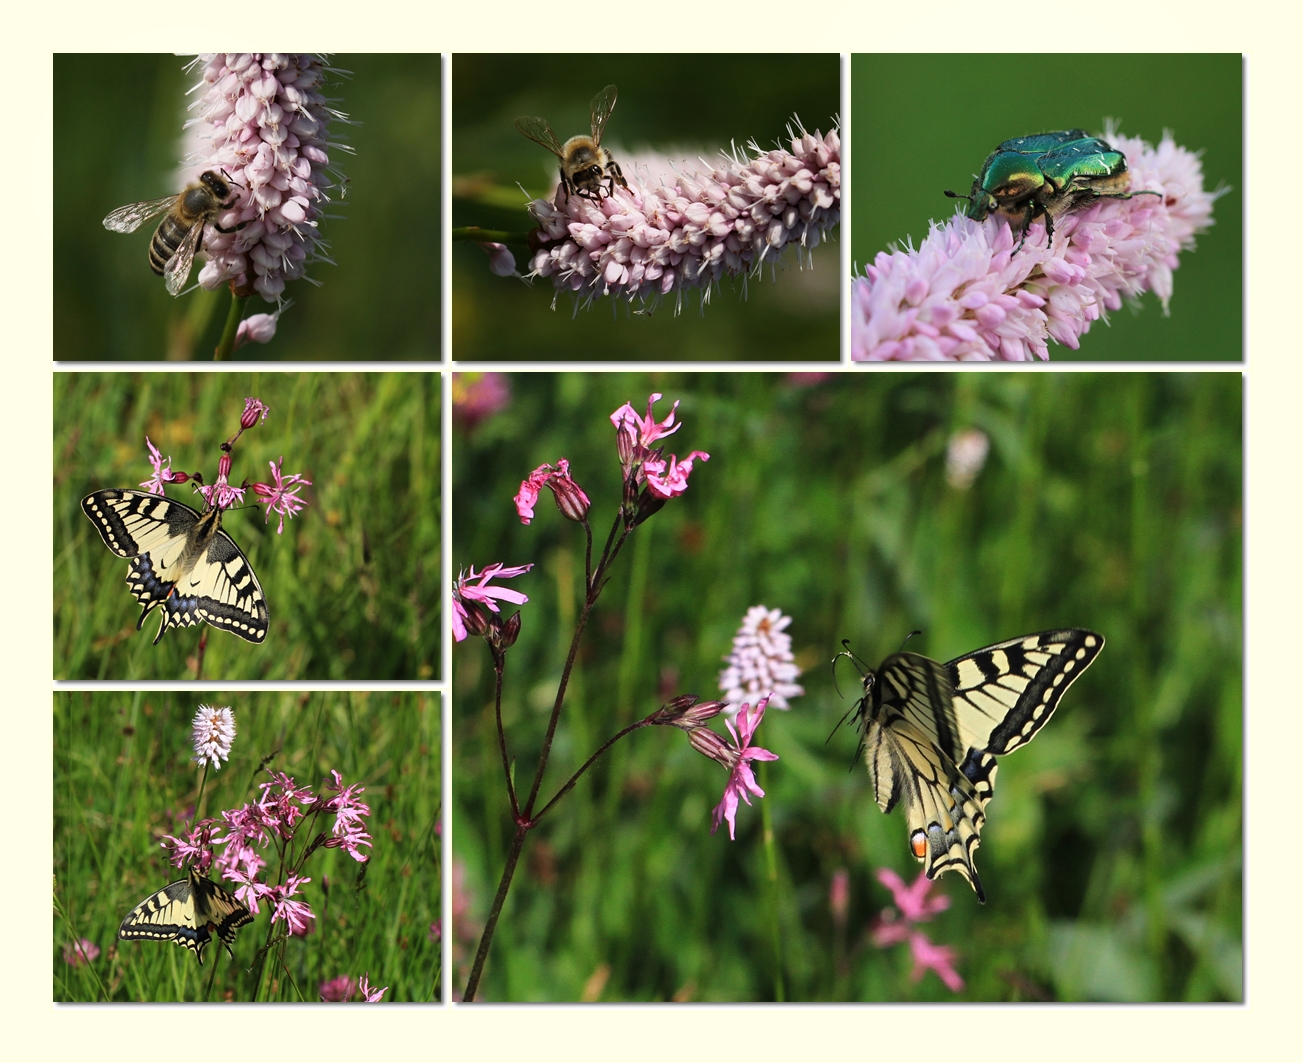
[54,372,439,679]
[452,371,1241,1001]
[851,54,1241,361]
[54,690,439,1002]
[452,54,840,361]
[54,54,439,361]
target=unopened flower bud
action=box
[499,611,522,649]
[652,695,726,729]
[477,241,518,278]
[687,725,733,767]
[217,453,232,479]
[461,605,490,638]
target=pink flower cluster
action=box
[186,54,347,303]
[611,393,710,504]
[140,397,311,531]
[524,124,839,312]
[871,868,964,992]
[851,131,1220,361]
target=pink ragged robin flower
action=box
[197,452,245,511]
[875,867,951,924]
[358,972,388,1002]
[240,396,271,429]
[252,457,313,533]
[140,436,187,495]
[453,562,533,642]
[718,605,805,717]
[609,393,710,518]
[908,931,964,991]
[192,704,236,769]
[709,697,779,840]
[524,122,839,314]
[267,873,314,935]
[187,54,349,304]
[852,129,1221,361]
[514,459,591,524]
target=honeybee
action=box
[102,170,246,296]
[516,84,629,201]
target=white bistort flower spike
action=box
[186,54,350,303]
[719,605,805,719]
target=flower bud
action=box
[686,726,733,767]
[545,461,590,522]
[499,610,522,649]
[651,695,726,729]
[461,604,490,638]
[241,397,271,428]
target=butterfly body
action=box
[82,489,268,644]
[854,629,1103,902]
[118,868,254,966]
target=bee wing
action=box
[589,85,618,145]
[102,194,179,233]
[162,220,205,297]
[515,116,565,157]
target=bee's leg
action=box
[559,166,570,201]
[609,160,628,191]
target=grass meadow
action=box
[451,371,1242,1002]
[54,372,439,680]
[53,690,440,1003]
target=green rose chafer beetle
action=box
[945,130,1161,250]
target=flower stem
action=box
[531,716,651,824]
[759,760,785,1002]
[463,823,528,1002]
[213,291,249,360]
[492,654,518,818]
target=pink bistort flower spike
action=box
[192,704,236,769]
[63,938,100,967]
[252,458,313,533]
[718,605,805,716]
[709,697,780,840]
[186,54,350,304]
[525,123,839,313]
[851,130,1221,361]
[452,562,534,642]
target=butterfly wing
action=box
[946,629,1105,756]
[82,489,269,644]
[858,631,1103,901]
[859,652,990,900]
[118,870,253,966]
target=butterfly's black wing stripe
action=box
[82,489,200,558]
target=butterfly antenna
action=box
[900,629,923,651]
